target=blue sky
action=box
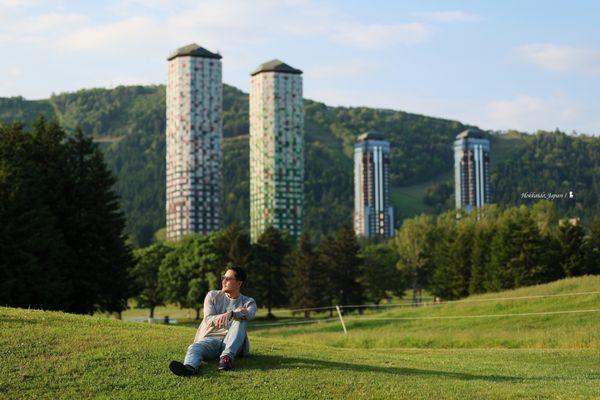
[1,0,599,135]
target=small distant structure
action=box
[454,129,491,213]
[353,132,394,238]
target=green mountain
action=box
[1,85,599,246]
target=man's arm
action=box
[232,297,257,321]
[202,292,227,327]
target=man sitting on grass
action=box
[169,265,257,376]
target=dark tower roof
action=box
[167,43,222,61]
[251,59,302,76]
[357,131,386,142]
[456,129,485,140]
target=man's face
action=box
[221,269,242,294]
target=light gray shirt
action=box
[193,290,257,342]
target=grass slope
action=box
[2,276,600,399]
[251,276,600,351]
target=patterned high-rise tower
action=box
[454,129,491,212]
[249,59,304,242]
[353,132,394,238]
[166,43,223,241]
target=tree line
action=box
[131,200,600,320]
[0,118,133,314]
[130,224,407,319]
[396,203,600,302]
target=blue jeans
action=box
[183,320,248,370]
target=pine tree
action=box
[287,233,321,318]
[429,212,458,300]
[430,212,474,300]
[0,122,66,309]
[320,225,364,311]
[556,219,586,277]
[359,242,405,304]
[317,233,339,316]
[488,206,545,291]
[584,217,600,275]
[253,226,292,318]
[62,129,134,314]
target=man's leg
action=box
[217,320,247,370]
[181,337,222,372]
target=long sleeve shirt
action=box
[193,290,257,343]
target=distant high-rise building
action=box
[454,129,491,212]
[354,132,394,238]
[166,43,223,241]
[249,59,304,242]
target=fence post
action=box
[335,305,347,335]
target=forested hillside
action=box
[2,85,599,246]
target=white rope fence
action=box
[279,291,600,313]
[249,291,600,333]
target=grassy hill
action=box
[2,276,599,399]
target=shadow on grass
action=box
[235,354,528,383]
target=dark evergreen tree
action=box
[469,206,499,295]
[209,224,252,272]
[329,225,364,311]
[429,212,474,300]
[0,119,133,314]
[61,129,134,314]
[317,233,339,316]
[253,226,292,318]
[359,242,406,304]
[0,122,66,309]
[584,217,600,275]
[488,206,545,291]
[556,219,586,277]
[286,233,321,318]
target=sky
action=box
[1,0,599,135]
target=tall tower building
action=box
[249,59,304,242]
[166,43,223,241]
[454,129,491,212]
[353,132,394,238]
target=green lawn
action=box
[2,276,600,399]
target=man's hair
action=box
[227,265,247,287]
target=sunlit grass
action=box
[2,276,599,399]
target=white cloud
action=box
[331,22,431,49]
[306,87,599,135]
[518,43,600,75]
[416,10,481,23]
[0,0,41,8]
[23,13,88,33]
[6,66,22,77]
[0,11,88,45]
[62,16,157,52]
[481,94,596,133]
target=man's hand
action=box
[214,311,231,328]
